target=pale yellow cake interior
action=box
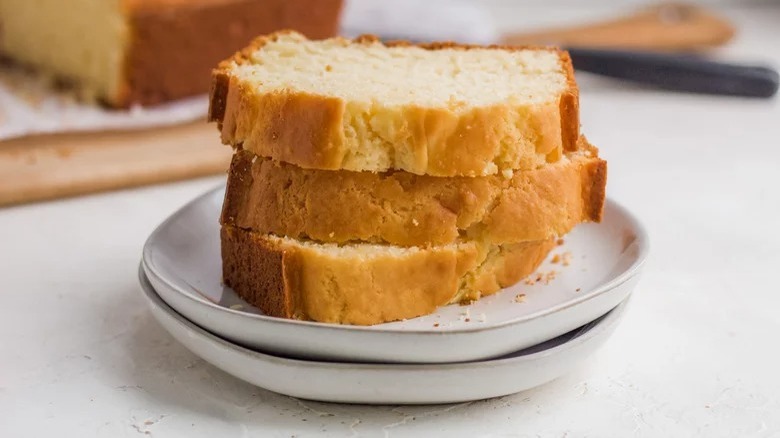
[233,33,567,108]
[268,233,457,258]
[0,0,129,103]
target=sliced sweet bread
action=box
[209,31,579,176]
[221,138,605,247]
[221,226,555,325]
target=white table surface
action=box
[2,3,779,437]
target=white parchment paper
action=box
[0,64,208,141]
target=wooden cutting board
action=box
[503,2,735,51]
[0,121,232,206]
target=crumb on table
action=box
[561,251,573,266]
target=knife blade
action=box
[566,47,779,98]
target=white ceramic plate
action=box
[139,268,629,404]
[142,186,648,364]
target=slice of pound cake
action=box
[221,226,556,325]
[222,137,605,247]
[209,31,580,176]
[0,0,343,107]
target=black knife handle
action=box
[566,47,779,98]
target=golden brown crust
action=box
[221,225,293,319]
[221,226,554,325]
[582,153,607,222]
[221,139,606,247]
[558,51,580,152]
[208,71,231,124]
[208,31,581,176]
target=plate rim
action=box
[142,184,649,335]
[139,265,628,370]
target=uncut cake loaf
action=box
[210,32,606,325]
[0,0,343,107]
[209,31,580,177]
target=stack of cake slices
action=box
[208,31,607,325]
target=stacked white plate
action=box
[139,186,649,404]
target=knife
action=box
[566,47,779,98]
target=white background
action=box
[1,1,779,437]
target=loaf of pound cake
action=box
[210,30,579,177]
[0,0,343,107]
